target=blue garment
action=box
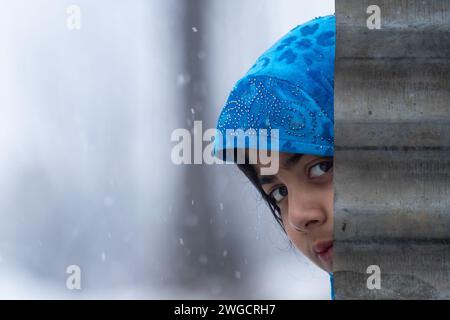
[214,15,335,159]
[330,273,335,300]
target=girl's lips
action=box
[313,241,333,265]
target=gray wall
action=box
[334,0,450,299]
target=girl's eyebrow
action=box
[259,175,277,185]
[257,154,303,185]
[282,154,303,170]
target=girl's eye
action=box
[270,186,288,204]
[309,160,333,178]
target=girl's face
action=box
[255,152,334,273]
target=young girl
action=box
[214,15,335,299]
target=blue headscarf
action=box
[214,15,335,159]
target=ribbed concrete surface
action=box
[334,0,450,299]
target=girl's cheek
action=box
[286,230,312,259]
[323,180,334,218]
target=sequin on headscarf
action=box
[214,15,335,159]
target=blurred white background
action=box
[0,0,334,299]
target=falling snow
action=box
[0,0,333,300]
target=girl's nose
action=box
[287,193,326,232]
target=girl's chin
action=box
[308,256,332,273]
[312,259,331,272]
[322,264,333,273]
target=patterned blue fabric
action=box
[214,15,335,159]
